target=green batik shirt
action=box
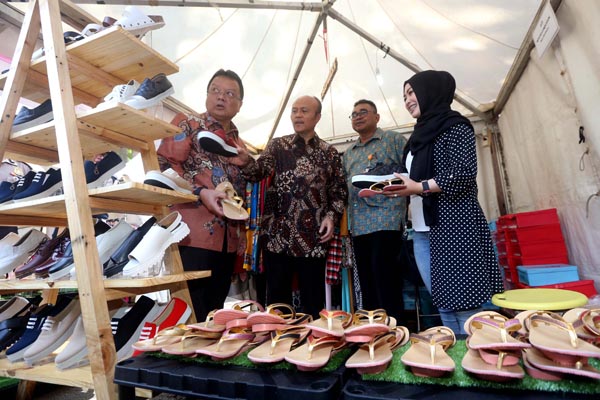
[342,128,407,236]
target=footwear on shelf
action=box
[5,295,74,362]
[10,171,37,200]
[114,6,165,38]
[54,316,89,370]
[0,181,18,204]
[33,234,70,278]
[113,296,163,361]
[101,79,140,105]
[12,168,63,203]
[12,99,53,132]
[0,232,21,259]
[23,298,81,365]
[122,211,190,277]
[14,230,68,279]
[85,151,126,189]
[0,296,31,323]
[103,217,156,278]
[143,169,193,194]
[0,229,48,276]
[124,73,174,110]
[31,31,85,62]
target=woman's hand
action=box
[383,173,422,197]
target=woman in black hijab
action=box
[387,70,503,334]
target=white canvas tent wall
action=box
[1,1,598,290]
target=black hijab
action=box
[402,70,471,226]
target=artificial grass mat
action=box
[363,340,600,395]
[149,339,600,395]
[0,377,18,390]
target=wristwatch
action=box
[421,181,431,196]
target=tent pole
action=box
[327,8,490,122]
[266,5,332,143]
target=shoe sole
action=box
[12,182,63,203]
[87,159,126,189]
[197,131,238,157]
[351,173,397,189]
[55,346,89,370]
[12,111,54,132]
[144,172,192,194]
[23,322,78,366]
[124,86,174,110]
[6,343,33,362]
[48,263,75,280]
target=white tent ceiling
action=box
[6,0,542,149]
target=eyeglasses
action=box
[208,86,241,100]
[349,109,372,120]
[368,177,405,192]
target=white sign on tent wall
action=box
[533,2,560,58]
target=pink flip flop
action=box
[195,327,255,360]
[346,326,409,375]
[462,348,524,382]
[344,309,393,343]
[284,334,346,372]
[212,300,264,326]
[305,309,351,337]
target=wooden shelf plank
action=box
[0,271,210,294]
[8,102,181,162]
[0,26,179,105]
[0,183,196,223]
[0,358,93,389]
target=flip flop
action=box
[400,326,456,378]
[528,312,600,358]
[247,327,309,364]
[195,327,255,360]
[476,347,522,368]
[212,300,264,326]
[131,324,188,352]
[522,348,564,381]
[466,312,530,350]
[346,326,409,375]
[246,303,295,327]
[345,309,393,343]
[215,181,249,221]
[462,348,525,382]
[252,312,313,333]
[186,310,226,333]
[161,331,220,355]
[580,308,600,336]
[284,334,346,372]
[305,309,352,337]
[524,346,600,379]
[562,308,599,342]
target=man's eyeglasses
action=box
[208,86,241,100]
[349,109,372,120]
[368,177,405,191]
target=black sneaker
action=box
[12,99,54,132]
[85,151,126,189]
[351,163,404,189]
[12,168,63,202]
[124,73,174,110]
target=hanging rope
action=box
[242,10,279,79]
[174,9,239,65]
[349,0,399,127]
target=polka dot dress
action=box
[429,123,504,310]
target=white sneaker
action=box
[0,229,48,275]
[102,80,140,105]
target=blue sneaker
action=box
[85,151,126,189]
[5,295,74,362]
[0,181,17,204]
[11,171,37,199]
[12,99,54,132]
[12,168,63,202]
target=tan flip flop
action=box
[462,348,524,382]
[186,309,226,333]
[528,312,600,358]
[131,324,188,352]
[161,331,220,355]
[466,312,530,350]
[247,327,309,364]
[400,326,456,377]
[215,181,249,220]
[246,303,296,327]
[522,348,564,381]
[284,334,346,371]
[213,300,264,326]
[346,326,409,375]
[195,327,255,360]
[344,309,393,343]
[524,346,600,379]
[305,309,352,337]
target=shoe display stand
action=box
[0,1,208,399]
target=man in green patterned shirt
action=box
[343,99,407,322]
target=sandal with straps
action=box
[523,346,600,379]
[305,309,351,337]
[161,329,221,356]
[400,326,456,378]
[247,326,309,364]
[131,324,188,353]
[462,348,525,382]
[528,312,600,359]
[466,313,530,350]
[196,327,256,360]
[215,181,249,221]
[284,334,346,372]
[346,326,409,375]
[186,309,226,333]
[344,309,393,343]
[213,300,264,326]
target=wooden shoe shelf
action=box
[0,1,205,399]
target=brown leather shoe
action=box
[14,229,69,279]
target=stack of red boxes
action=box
[495,208,597,297]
